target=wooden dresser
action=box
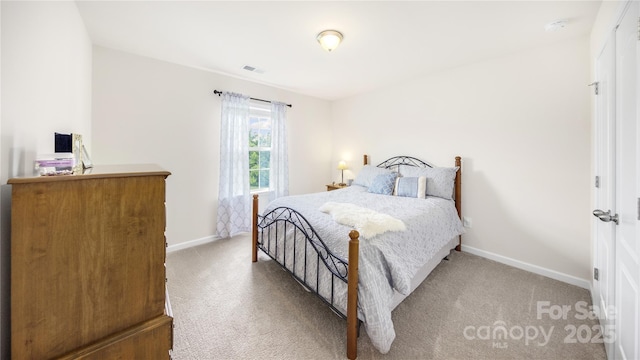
[9,164,173,359]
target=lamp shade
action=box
[337,160,348,170]
[317,30,343,52]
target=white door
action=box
[593,30,617,359]
[614,2,639,359]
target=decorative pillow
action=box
[368,173,397,195]
[352,165,395,188]
[393,176,427,198]
[401,166,458,200]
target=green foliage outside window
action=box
[249,114,271,190]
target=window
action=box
[249,102,271,191]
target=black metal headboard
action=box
[376,155,433,171]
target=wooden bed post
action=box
[363,154,369,165]
[347,230,360,360]
[252,194,259,262]
[454,156,462,251]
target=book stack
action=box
[34,153,75,176]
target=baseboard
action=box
[166,235,219,253]
[461,245,591,290]
[167,238,592,289]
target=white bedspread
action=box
[261,185,464,353]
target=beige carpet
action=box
[166,234,606,359]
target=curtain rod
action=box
[213,90,292,108]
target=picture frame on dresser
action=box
[82,145,93,168]
[71,133,83,173]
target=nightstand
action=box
[326,183,347,191]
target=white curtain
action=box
[269,101,289,202]
[216,92,251,238]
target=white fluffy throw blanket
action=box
[319,202,406,239]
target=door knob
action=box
[592,209,619,225]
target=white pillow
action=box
[352,165,394,188]
[400,166,458,200]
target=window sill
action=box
[250,189,271,195]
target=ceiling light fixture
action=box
[317,30,343,52]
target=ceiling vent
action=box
[242,65,264,74]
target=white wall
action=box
[1,2,92,174]
[0,1,92,358]
[91,46,333,248]
[331,37,592,284]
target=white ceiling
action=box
[76,1,602,101]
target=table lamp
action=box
[337,160,348,186]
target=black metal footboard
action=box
[255,206,350,319]
[251,193,361,359]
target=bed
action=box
[251,155,464,359]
